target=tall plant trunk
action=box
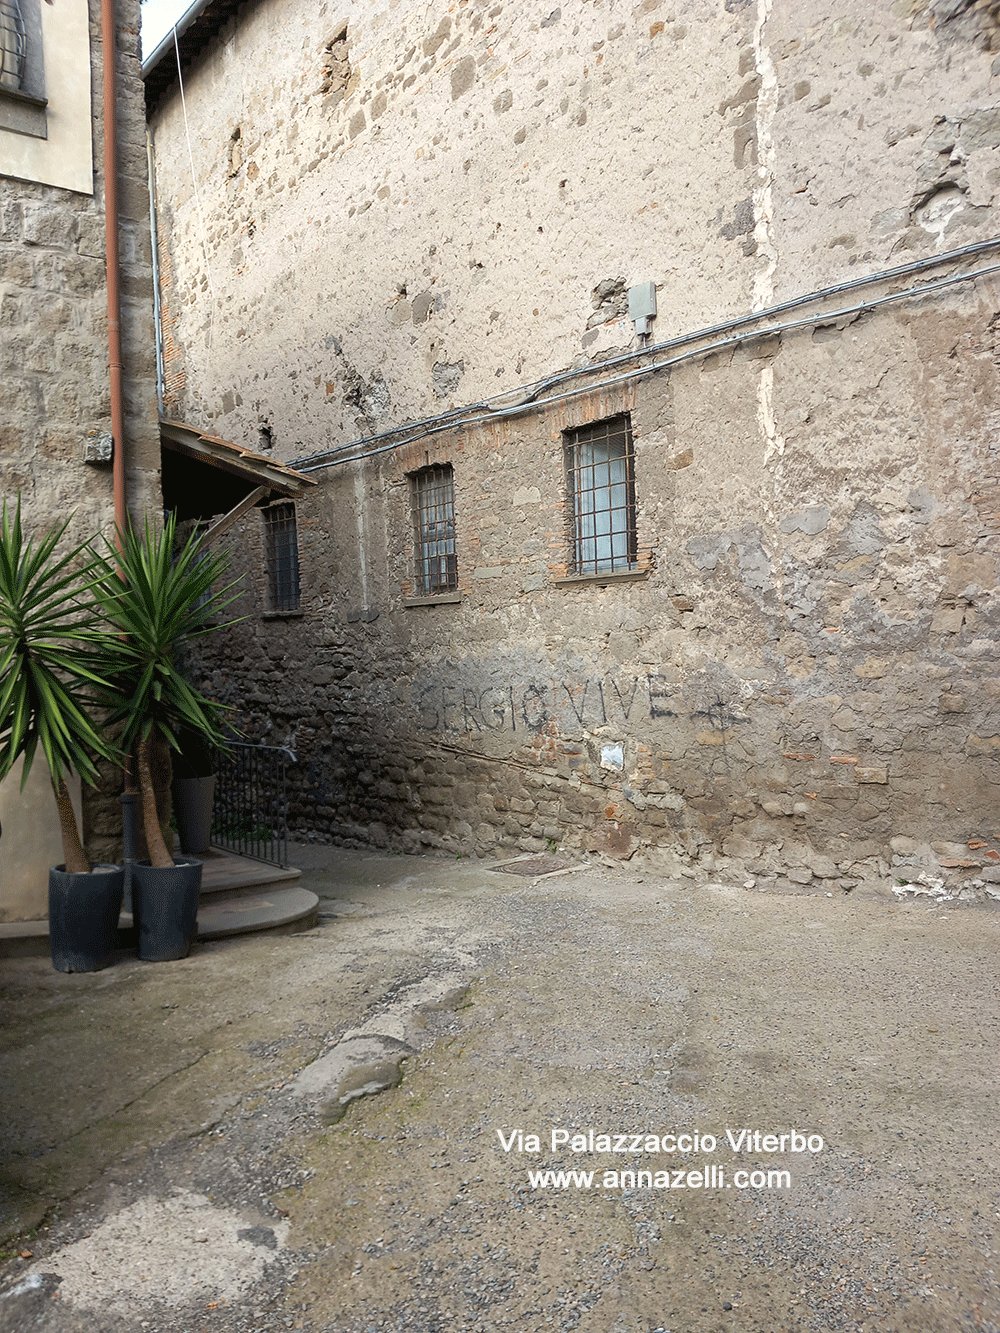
[137,732,174,868]
[51,774,89,874]
[151,730,174,856]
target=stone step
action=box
[196,848,302,898]
[195,884,319,939]
[117,883,319,940]
[0,853,316,957]
[0,919,50,959]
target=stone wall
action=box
[0,0,160,901]
[151,0,1000,889]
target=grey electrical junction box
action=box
[628,281,657,334]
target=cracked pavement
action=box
[1,843,998,1332]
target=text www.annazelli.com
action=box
[527,1166,791,1191]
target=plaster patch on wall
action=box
[601,742,624,770]
[342,361,391,423]
[914,183,965,246]
[320,24,351,102]
[833,502,888,561]
[686,524,773,592]
[354,469,369,613]
[907,486,937,525]
[779,506,830,535]
[587,276,628,329]
[758,363,785,465]
[432,360,465,398]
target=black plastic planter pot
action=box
[48,864,125,973]
[132,857,203,962]
[171,775,216,854]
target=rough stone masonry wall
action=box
[0,0,160,873]
[197,296,1000,894]
[153,0,1000,889]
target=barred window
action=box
[410,464,457,596]
[0,0,26,91]
[0,0,48,141]
[564,414,637,576]
[262,502,300,612]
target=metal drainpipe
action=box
[102,0,126,543]
[102,0,138,895]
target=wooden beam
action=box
[201,486,270,545]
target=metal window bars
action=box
[263,502,300,612]
[565,415,637,575]
[211,741,293,866]
[411,464,457,596]
[0,0,25,89]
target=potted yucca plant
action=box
[0,498,124,972]
[92,513,239,962]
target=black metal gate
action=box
[211,742,294,866]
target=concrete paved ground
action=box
[0,843,998,1333]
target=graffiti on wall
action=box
[413,674,747,735]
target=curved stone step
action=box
[195,885,319,940]
[195,848,302,898]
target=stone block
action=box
[0,250,35,285]
[930,607,964,634]
[24,291,76,334]
[21,202,78,248]
[938,693,966,713]
[890,835,919,855]
[808,854,838,878]
[760,797,792,817]
[930,840,975,860]
[854,656,886,678]
[965,734,1000,756]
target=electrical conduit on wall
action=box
[290,238,1000,477]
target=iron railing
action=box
[211,742,295,866]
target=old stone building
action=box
[0,0,160,916]
[146,0,1000,889]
